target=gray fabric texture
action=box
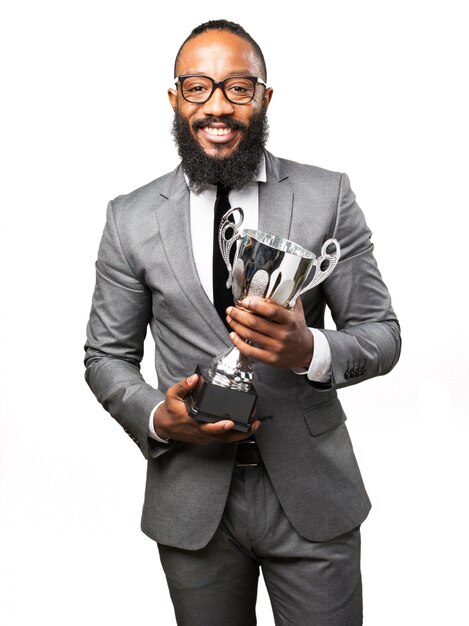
[84,151,401,550]
[158,466,362,626]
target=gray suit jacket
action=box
[85,151,401,549]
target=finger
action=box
[200,418,261,439]
[292,297,304,314]
[227,306,282,339]
[237,298,290,322]
[169,374,199,400]
[219,419,262,442]
[230,331,282,366]
[201,419,236,434]
[227,314,279,349]
[249,419,262,432]
[224,420,262,439]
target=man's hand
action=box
[226,297,314,369]
[153,374,261,445]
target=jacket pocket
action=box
[303,398,347,436]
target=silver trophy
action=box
[188,207,341,431]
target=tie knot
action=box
[214,184,231,218]
[216,184,230,200]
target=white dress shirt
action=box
[149,157,332,441]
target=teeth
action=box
[204,126,231,136]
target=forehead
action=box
[176,31,262,78]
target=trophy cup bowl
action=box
[187,208,341,432]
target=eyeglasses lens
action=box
[181,77,255,104]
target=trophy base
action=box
[187,365,258,433]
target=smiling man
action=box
[85,19,401,626]
[170,27,272,190]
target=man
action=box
[85,19,401,626]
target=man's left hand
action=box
[226,297,313,370]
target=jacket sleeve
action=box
[312,173,401,390]
[84,200,171,459]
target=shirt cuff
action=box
[148,401,171,443]
[291,328,332,383]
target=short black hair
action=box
[174,19,267,81]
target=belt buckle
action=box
[235,440,260,469]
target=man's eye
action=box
[186,84,209,92]
[228,84,249,93]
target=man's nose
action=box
[202,86,234,117]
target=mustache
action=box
[192,117,248,132]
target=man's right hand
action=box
[153,374,261,445]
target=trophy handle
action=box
[219,207,244,288]
[290,238,341,307]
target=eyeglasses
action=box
[174,75,267,105]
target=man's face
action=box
[168,30,273,160]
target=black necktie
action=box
[213,184,234,331]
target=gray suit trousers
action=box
[158,465,362,626]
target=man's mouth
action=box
[203,126,232,137]
[193,119,247,145]
[201,125,236,143]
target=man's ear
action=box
[263,87,273,110]
[168,88,177,111]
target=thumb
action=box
[173,373,199,399]
[292,296,304,313]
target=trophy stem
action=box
[209,344,254,392]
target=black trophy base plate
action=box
[187,365,257,433]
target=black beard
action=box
[171,106,269,191]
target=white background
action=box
[1,1,468,624]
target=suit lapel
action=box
[155,167,232,346]
[258,152,293,240]
[154,154,294,346]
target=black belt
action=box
[234,440,263,469]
